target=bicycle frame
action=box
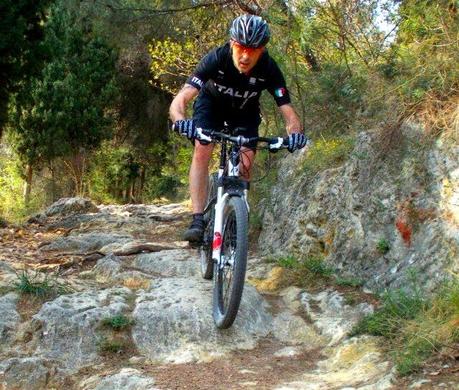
[211,139,249,268]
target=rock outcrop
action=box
[258,126,459,292]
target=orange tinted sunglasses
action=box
[232,40,264,55]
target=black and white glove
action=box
[287,133,309,153]
[173,119,196,140]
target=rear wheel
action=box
[212,196,248,329]
[200,173,218,280]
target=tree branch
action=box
[97,0,233,16]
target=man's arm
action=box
[169,84,200,122]
[278,104,303,134]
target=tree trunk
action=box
[64,150,87,197]
[303,47,321,72]
[139,166,146,202]
[23,164,33,206]
[129,179,135,203]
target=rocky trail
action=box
[0,198,455,389]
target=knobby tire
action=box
[212,196,248,329]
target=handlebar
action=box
[199,128,289,151]
[171,123,290,151]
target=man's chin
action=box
[237,63,251,73]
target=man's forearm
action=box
[169,84,200,122]
[278,104,303,134]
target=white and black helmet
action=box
[230,14,270,48]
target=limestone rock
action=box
[29,198,99,223]
[132,249,198,278]
[31,287,132,371]
[273,312,325,347]
[258,129,459,292]
[301,289,374,346]
[0,293,20,346]
[80,368,157,390]
[40,233,133,253]
[132,277,273,363]
[46,197,99,216]
[276,336,393,389]
[0,357,56,390]
[0,262,17,289]
[93,254,123,279]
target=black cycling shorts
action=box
[192,93,261,150]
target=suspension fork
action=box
[211,143,250,266]
[211,186,228,266]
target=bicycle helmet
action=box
[229,14,270,48]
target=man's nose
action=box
[241,51,250,60]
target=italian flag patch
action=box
[274,87,286,97]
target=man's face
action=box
[230,40,264,75]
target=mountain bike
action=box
[192,126,290,329]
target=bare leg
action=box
[239,147,256,181]
[189,141,214,213]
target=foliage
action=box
[392,277,459,375]
[148,6,231,94]
[351,287,426,338]
[276,254,335,288]
[8,1,119,170]
[13,270,71,299]
[349,272,459,375]
[87,140,183,203]
[0,0,51,137]
[301,135,355,176]
[101,314,134,331]
[376,238,390,254]
[0,147,45,222]
[335,276,364,288]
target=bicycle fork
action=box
[211,170,249,270]
[211,174,226,270]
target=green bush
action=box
[376,239,390,254]
[351,274,459,376]
[144,174,182,200]
[13,271,71,298]
[335,277,364,288]
[351,287,427,338]
[0,150,45,222]
[276,255,334,289]
[101,314,134,331]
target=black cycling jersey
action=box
[186,43,291,114]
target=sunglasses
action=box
[231,40,264,55]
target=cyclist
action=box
[169,14,308,243]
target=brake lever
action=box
[268,137,285,152]
[196,128,212,143]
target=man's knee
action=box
[193,142,214,165]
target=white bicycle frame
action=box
[211,155,249,268]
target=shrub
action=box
[335,277,364,288]
[351,273,459,376]
[101,314,134,331]
[13,271,71,299]
[376,239,390,254]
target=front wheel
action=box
[212,196,248,329]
